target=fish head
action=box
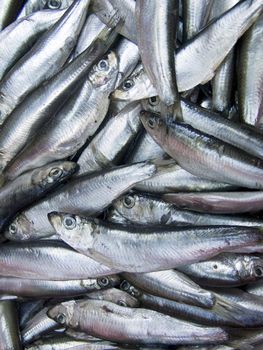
[4,213,36,241]
[112,193,142,219]
[120,280,142,299]
[48,212,98,250]
[95,275,121,289]
[88,51,119,91]
[112,64,157,102]
[31,161,77,189]
[140,110,167,145]
[48,300,77,328]
[238,255,263,283]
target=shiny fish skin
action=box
[183,0,213,41]
[5,162,156,240]
[114,38,140,88]
[135,160,237,193]
[246,280,263,297]
[5,51,119,179]
[110,192,263,227]
[48,299,228,345]
[0,300,21,350]
[49,212,263,273]
[211,0,240,114]
[141,111,263,189]
[123,269,216,308]
[0,0,90,125]
[0,0,22,30]
[0,9,65,82]
[0,161,77,232]
[22,306,60,345]
[178,253,263,287]
[162,191,263,214]
[20,300,45,330]
[238,14,263,127]
[91,0,137,43]
[136,0,179,106]
[0,241,118,280]
[180,99,263,161]
[0,275,119,298]
[77,102,142,176]
[0,23,118,174]
[127,130,168,163]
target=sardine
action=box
[0,0,23,30]
[0,300,21,349]
[49,212,263,273]
[140,111,263,189]
[47,299,228,345]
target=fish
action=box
[0,0,90,125]
[238,13,263,126]
[49,212,263,273]
[20,300,45,329]
[0,161,77,232]
[162,191,263,214]
[136,0,180,106]
[210,0,240,114]
[110,192,263,227]
[18,0,74,18]
[0,9,65,81]
[183,0,213,41]
[0,275,120,298]
[178,253,263,287]
[0,19,119,174]
[246,280,263,297]
[135,159,237,193]
[5,51,119,179]
[0,300,21,349]
[22,306,61,345]
[87,287,140,308]
[47,299,228,345]
[122,269,216,308]
[4,162,156,240]
[77,102,142,176]
[140,111,263,189]
[0,240,119,280]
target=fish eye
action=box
[213,264,218,270]
[98,59,109,71]
[120,280,130,291]
[147,117,156,129]
[98,277,109,287]
[56,313,66,324]
[122,79,134,91]
[49,168,63,178]
[117,300,127,307]
[9,223,17,235]
[63,216,76,230]
[149,96,159,106]
[123,195,135,209]
[255,266,263,277]
[47,0,61,9]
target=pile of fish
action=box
[0,0,263,349]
